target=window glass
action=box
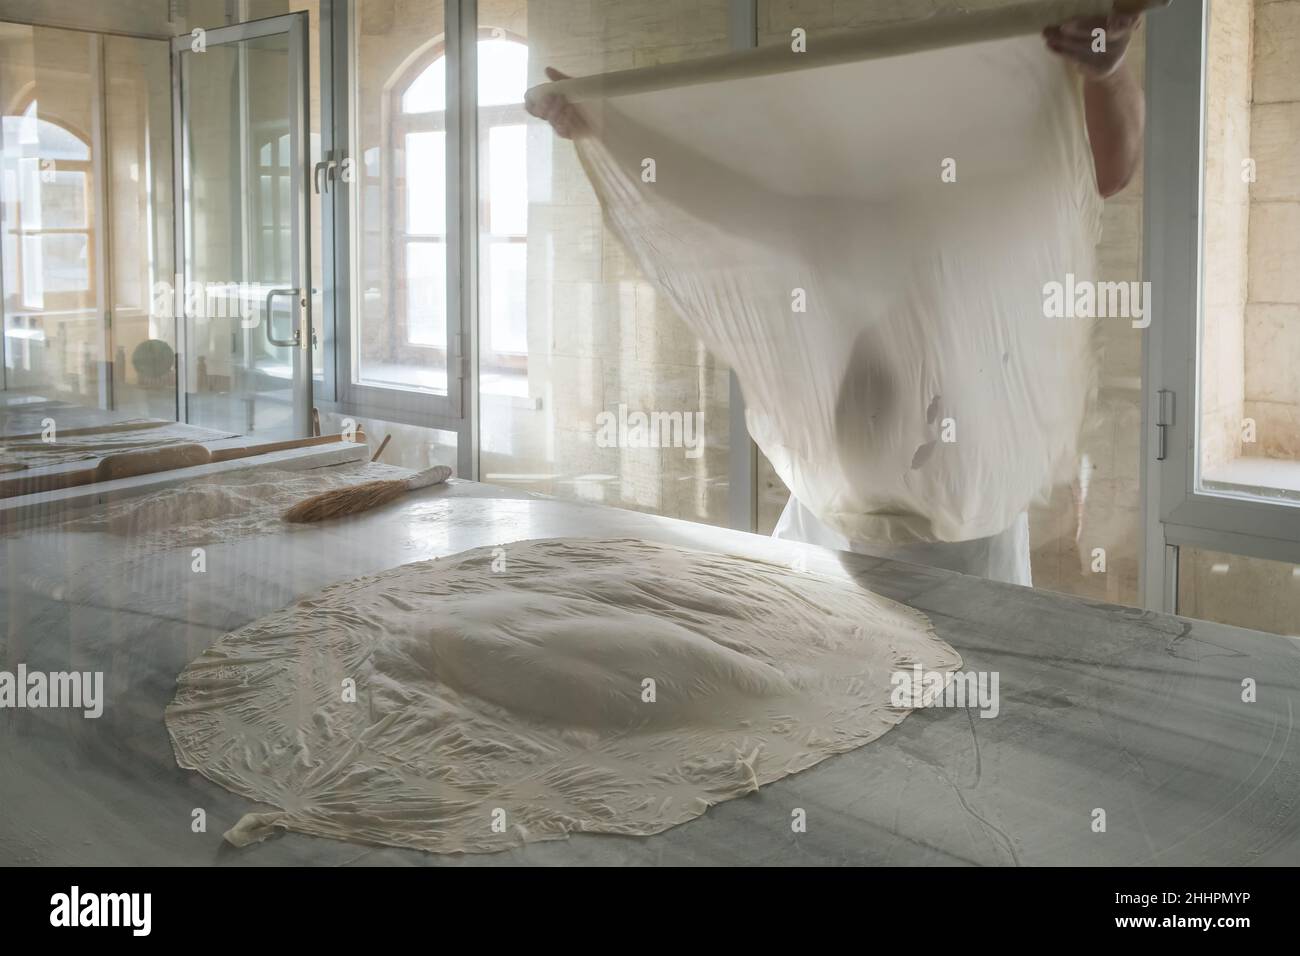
[353,0,449,394]
[475,1,731,525]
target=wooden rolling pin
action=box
[0,430,367,499]
[525,0,1170,107]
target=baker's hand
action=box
[1042,6,1140,79]
[525,66,588,139]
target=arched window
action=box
[1,100,95,314]
[390,30,532,360]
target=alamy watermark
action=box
[594,404,704,459]
[50,887,150,936]
[151,272,259,327]
[890,663,999,718]
[0,665,103,718]
[1042,273,1152,329]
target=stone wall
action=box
[1201,0,1252,473]
[1244,0,1300,460]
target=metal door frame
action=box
[170,12,313,436]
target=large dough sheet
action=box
[566,34,1102,544]
[166,538,959,853]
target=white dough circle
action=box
[166,537,960,853]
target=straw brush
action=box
[283,465,452,523]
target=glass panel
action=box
[0,23,103,404]
[180,31,298,438]
[487,124,527,235]
[405,131,446,234]
[35,170,88,229]
[353,0,449,397]
[1198,0,1300,503]
[0,111,91,161]
[486,241,526,354]
[1178,546,1300,636]
[478,37,529,107]
[38,234,90,293]
[104,27,176,422]
[323,411,458,472]
[2,231,15,310]
[402,58,446,114]
[20,233,45,309]
[476,0,731,525]
[405,241,447,352]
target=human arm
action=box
[1043,7,1145,198]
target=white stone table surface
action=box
[2,477,1297,865]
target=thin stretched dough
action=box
[166,538,959,853]
[568,34,1103,544]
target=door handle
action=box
[314,156,344,195]
[265,287,301,347]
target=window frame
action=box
[1142,0,1300,612]
[330,0,468,442]
[328,0,761,497]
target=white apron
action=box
[773,496,1032,587]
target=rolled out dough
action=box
[166,537,959,853]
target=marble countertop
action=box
[2,477,1298,865]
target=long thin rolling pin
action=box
[525,0,1169,108]
[0,431,366,499]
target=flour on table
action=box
[166,537,960,854]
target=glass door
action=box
[171,14,312,438]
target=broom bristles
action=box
[283,478,409,523]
